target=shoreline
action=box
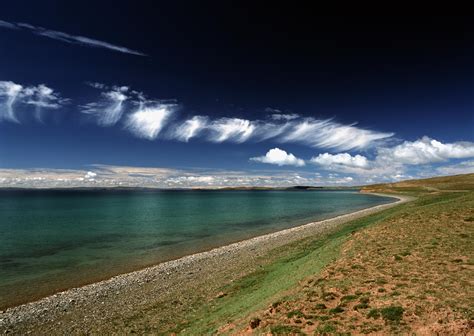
[0,193,413,334]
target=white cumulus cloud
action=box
[250,148,305,167]
[308,137,474,180]
[84,171,97,180]
[310,153,369,168]
[377,136,474,165]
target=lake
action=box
[0,189,394,308]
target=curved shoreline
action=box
[0,193,413,334]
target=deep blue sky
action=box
[0,4,473,186]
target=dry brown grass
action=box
[228,176,474,335]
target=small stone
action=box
[216,292,227,298]
[249,318,261,329]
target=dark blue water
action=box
[0,189,394,308]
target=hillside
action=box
[361,173,474,195]
[201,174,474,334]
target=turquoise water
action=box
[0,189,394,308]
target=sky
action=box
[0,4,473,188]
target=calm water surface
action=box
[0,189,394,308]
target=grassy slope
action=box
[176,208,402,335]
[360,173,474,195]
[174,174,473,335]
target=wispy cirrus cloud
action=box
[125,104,175,140]
[0,80,67,122]
[81,82,177,132]
[0,81,22,122]
[80,84,129,126]
[168,116,392,151]
[0,19,146,56]
[23,84,68,121]
[1,77,394,150]
[270,113,300,121]
[207,118,256,143]
[0,19,17,29]
[167,115,209,142]
[280,119,393,151]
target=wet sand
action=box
[0,193,412,335]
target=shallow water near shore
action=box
[0,189,394,309]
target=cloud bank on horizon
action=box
[0,19,146,56]
[0,165,360,189]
